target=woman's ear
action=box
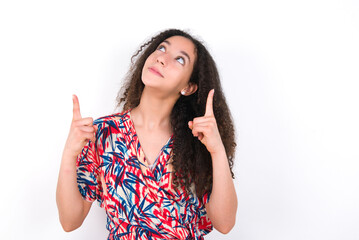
[181,82,198,96]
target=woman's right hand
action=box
[57,94,96,231]
[63,95,97,159]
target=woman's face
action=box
[141,35,196,97]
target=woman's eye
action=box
[158,45,165,52]
[176,57,185,65]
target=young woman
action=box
[56,29,237,240]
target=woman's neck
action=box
[130,87,178,131]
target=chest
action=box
[135,128,172,166]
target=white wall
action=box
[1,0,358,239]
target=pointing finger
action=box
[204,89,214,117]
[72,94,82,120]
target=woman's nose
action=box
[156,54,167,66]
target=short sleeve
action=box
[76,137,103,206]
[190,189,212,236]
[201,190,211,205]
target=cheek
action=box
[170,69,192,88]
[168,66,187,80]
[142,56,154,77]
[143,56,152,69]
[178,67,193,83]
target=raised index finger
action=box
[204,89,214,116]
[72,94,82,120]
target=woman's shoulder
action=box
[93,109,131,128]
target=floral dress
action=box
[76,109,213,239]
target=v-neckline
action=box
[127,110,173,172]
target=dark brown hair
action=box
[116,29,236,199]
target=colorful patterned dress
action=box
[76,109,213,239]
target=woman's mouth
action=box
[148,67,164,78]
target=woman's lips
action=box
[148,67,164,77]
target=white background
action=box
[0,0,358,239]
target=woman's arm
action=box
[205,148,237,233]
[188,89,238,233]
[56,151,92,232]
[56,95,97,231]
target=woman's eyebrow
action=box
[163,40,191,63]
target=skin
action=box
[189,89,237,233]
[130,36,198,165]
[56,94,95,231]
[56,35,237,234]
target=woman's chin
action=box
[142,77,163,88]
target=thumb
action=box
[188,121,193,130]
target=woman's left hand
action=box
[188,89,225,154]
